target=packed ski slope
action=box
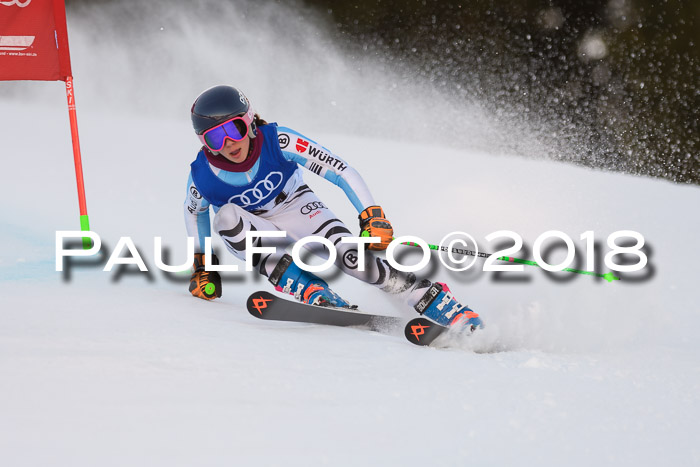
[2,1,700,465]
[2,99,699,466]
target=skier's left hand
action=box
[359,205,393,250]
[189,253,222,300]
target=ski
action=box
[404,317,483,346]
[404,317,450,346]
[246,291,401,331]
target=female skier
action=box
[184,85,481,328]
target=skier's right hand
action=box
[189,253,222,300]
[359,205,394,250]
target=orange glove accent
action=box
[359,205,394,251]
[189,253,222,300]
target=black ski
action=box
[404,317,450,346]
[246,291,401,331]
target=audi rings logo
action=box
[300,201,327,215]
[0,0,32,7]
[228,172,284,207]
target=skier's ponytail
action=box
[254,114,268,127]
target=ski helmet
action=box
[191,85,257,137]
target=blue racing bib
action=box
[190,124,298,211]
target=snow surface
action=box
[2,2,700,466]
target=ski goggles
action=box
[198,108,255,152]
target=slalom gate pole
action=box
[65,76,91,249]
[400,240,620,283]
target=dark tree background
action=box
[304,0,699,184]
[66,0,699,184]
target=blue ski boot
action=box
[268,254,351,308]
[409,280,482,329]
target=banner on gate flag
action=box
[0,0,72,81]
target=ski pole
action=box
[400,240,620,283]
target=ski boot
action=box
[268,254,352,308]
[409,280,482,330]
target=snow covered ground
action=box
[2,1,699,465]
